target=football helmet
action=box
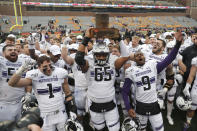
[175,74,183,85]
[64,118,84,131]
[166,41,175,49]
[176,96,192,111]
[92,41,110,66]
[21,95,38,115]
[121,117,141,131]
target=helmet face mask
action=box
[64,118,84,131]
[93,42,110,66]
[121,117,141,131]
[94,53,109,66]
[176,96,192,111]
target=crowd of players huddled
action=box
[0,27,197,131]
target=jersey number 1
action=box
[47,83,54,98]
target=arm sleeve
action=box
[191,57,197,66]
[41,34,45,42]
[157,42,181,74]
[60,68,68,79]
[119,40,129,57]
[25,70,34,79]
[121,78,133,111]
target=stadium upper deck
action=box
[0,0,186,7]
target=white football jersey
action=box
[146,52,167,88]
[86,54,118,103]
[0,43,5,56]
[18,53,31,60]
[141,44,153,53]
[129,45,143,54]
[0,56,25,103]
[125,60,158,103]
[26,67,68,112]
[115,67,125,83]
[70,53,88,88]
[179,41,192,54]
[39,41,51,51]
[52,59,67,69]
[191,57,197,88]
[171,54,182,74]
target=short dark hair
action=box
[2,44,15,52]
[37,55,50,67]
[157,39,166,48]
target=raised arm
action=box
[157,31,183,74]
[28,38,39,61]
[115,56,130,70]
[61,37,74,66]
[75,30,90,73]
[119,40,129,57]
[8,59,35,87]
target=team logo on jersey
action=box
[135,69,152,77]
[31,73,38,78]
[6,62,22,67]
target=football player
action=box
[0,44,26,121]
[75,29,131,131]
[182,56,197,130]
[122,31,183,131]
[8,55,76,131]
[28,37,67,69]
[62,39,88,118]
[0,35,15,56]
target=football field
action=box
[160,108,197,131]
[82,106,197,131]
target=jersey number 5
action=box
[7,68,15,82]
[142,76,151,91]
[95,67,112,81]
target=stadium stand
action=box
[1,15,196,33]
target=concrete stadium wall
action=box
[0,4,189,17]
[190,7,197,20]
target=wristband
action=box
[15,66,25,76]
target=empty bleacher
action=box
[1,15,197,33]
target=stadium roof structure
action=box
[23,2,189,10]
